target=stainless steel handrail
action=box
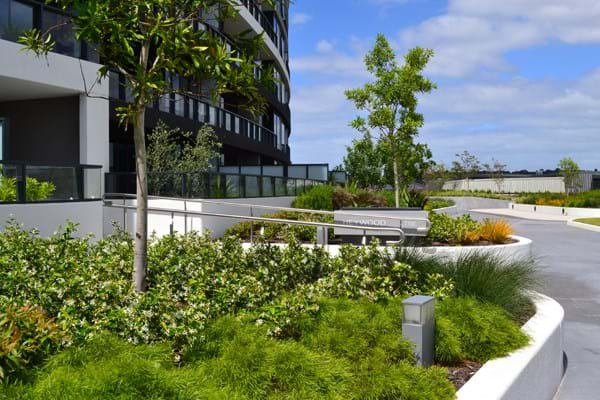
[103,201,406,245]
[104,193,431,232]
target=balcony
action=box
[0,161,102,203]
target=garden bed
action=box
[0,222,539,398]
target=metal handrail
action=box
[104,193,431,232]
[104,201,406,245]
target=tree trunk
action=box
[393,158,401,208]
[133,106,148,293]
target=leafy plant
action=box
[0,302,65,381]
[292,185,335,210]
[427,212,482,245]
[0,176,55,202]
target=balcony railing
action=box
[0,161,102,204]
[239,0,288,65]
[109,72,289,157]
[106,171,323,199]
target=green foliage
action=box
[147,121,221,196]
[224,210,333,242]
[558,157,581,194]
[575,218,600,227]
[345,34,436,206]
[436,297,529,363]
[0,302,64,382]
[426,190,513,200]
[451,151,480,183]
[427,213,482,245]
[0,176,55,202]
[424,198,455,211]
[292,185,335,211]
[396,251,539,318]
[517,190,600,208]
[343,132,383,188]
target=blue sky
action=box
[287,0,600,171]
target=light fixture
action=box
[402,295,435,367]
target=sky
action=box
[287,0,600,171]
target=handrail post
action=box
[184,199,188,234]
[170,211,175,235]
[16,164,26,203]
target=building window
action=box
[0,0,34,41]
[0,118,5,161]
[41,9,80,57]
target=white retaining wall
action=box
[103,197,296,238]
[0,201,104,238]
[444,177,565,193]
[411,235,532,262]
[457,293,565,400]
[510,203,600,219]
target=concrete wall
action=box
[457,293,565,400]
[0,201,103,238]
[510,203,600,218]
[0,39,109,177]
[444,177,566,193]
[103,196,296,238]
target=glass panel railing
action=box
[0,162,102,203]
[26,165,78,202]
[286,178,296,197]
[261,176,273,197]
[225,175,240,198]
[0,163,19,203]
[275,177,286,196]
[244,176,260,197]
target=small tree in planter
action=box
[452,151,480,191]
[20,0,271,292]
[483,158,507,193]
[345,34,436,207]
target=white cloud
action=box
[316,40,335,53]
[401,0,600,78]
[290,12,312,26]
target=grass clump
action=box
[436,297,529,363]
[396,251,539,318]
[517,190,600,208]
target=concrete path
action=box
[445,197,600,400]
[470,208,571,222]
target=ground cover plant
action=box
[0,221,535,397]
[517,190,600,208]
[574,218,600,227]
[426,190,513,200]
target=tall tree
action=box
[423,162,449,191]
[483,158,507,193]
[345,34,436,207]
[343,132,383,188]
[451,151,480,190]
[558,157,582,194]
[21,0,270,292]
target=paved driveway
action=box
[444,197,600,400]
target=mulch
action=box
[446,361,483,390]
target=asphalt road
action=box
[444,197,600,400]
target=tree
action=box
[558,157,582,194]
[147,121,221,196]
[342,132,383,188]
[21,0,270,292]
[451,151,480,190]
[423,162,449,191]
[345,34,436,207]
[483,158,507,193]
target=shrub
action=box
[396,251,539,318]
[0,176,55,202]
[424,198,455,211]
[436,297,529,363]
[427,212,482,245]
[292,185,335,210]
[0,302,65,381]
[479,219,514,244]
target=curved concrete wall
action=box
[412,235,532,262]
[444,177,565,193]
[457,293,565,400]
[511,203,600,218]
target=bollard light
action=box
[402,295,435,367]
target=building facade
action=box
[0,0,291,172]
[0,0,295,235]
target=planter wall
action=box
[457,293,565,400]
[511,203,600,219]
[411,235,532,262]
